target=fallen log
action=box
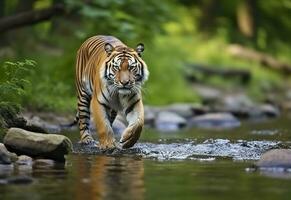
[228,44,291,74]
[185,63,251,84]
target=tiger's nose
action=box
[120,80,130,86]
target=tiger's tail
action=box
[60,112,79,128]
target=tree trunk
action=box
[237,0,257,39]
[0,0,5,18]
[0,4,65,33]
[199,0,219,31]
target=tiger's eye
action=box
[129,64,136,70]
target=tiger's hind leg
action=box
[77,91,96,145]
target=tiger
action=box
[74,35,149,149]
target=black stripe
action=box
[81,134,90,139]
[128,93,136,101]
[78,113,90,118]
[78,97,88,105]
[80,85,90,96]
[79,106,90,115]
[140,63,144,77]
[109,110,117,124]
[101,89,109,103]
[104,62,109,78]
[80,127,87,132]
[78,102,86,107]
[97,99,110,110]
[125,99,140,115]
[79,108,90,114]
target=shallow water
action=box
[1,116,291,200]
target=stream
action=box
[1,116,291,200]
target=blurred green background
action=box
[1,0,291,114]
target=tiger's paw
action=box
[120,125,142,149]
[79,134,97,146]
[99,138,121,150]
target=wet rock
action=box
[144,106,157,126]
[0,143,18,164]
[223,94,254,109]
[34,159,55,169]
[256,149,291,168]
[216,94,257,118]
[16,155,33,166]
[258,104,280,118]
[189,113,241,129]
[25,116,60,133]
[0,105,26,129]
[195,85,222,104]
[4,128,72,161]
[24,112,78,132]
[0,105,48,133]
[155,111,187,131]
[164,103,207,119]
[0,164,13,176]
[6,176,34,184]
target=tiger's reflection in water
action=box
[73,155,144,200]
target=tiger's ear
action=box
[104,43,114,56]
[136,43,144,56]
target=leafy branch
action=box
[0,60,36,110]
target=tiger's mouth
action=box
[118,87,132,95]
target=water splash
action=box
[73,139,280,161]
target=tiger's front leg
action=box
[91,96,119,149]
[120,99,144,148]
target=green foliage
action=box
[0,60,35,135]
[143,36,200,105]
[65,0,173,42]
[0,60,35,110]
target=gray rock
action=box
[0,164,13,176]
[189,113,241,129]
[223,94,254,109]
[4,128,72,161]
[16,155,33,166]
[144,106,157,126]
[259,104,280,118]
[6,176,34,184]
[256,149,291,168]
[25,116,60,133]
[155,111,187,131]
[164,103,207,119]
[0,143,18,164]
[216,94,257,118]
[195,85,222,103]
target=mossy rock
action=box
[4,128,72,162]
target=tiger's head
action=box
[102,43,149,95]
